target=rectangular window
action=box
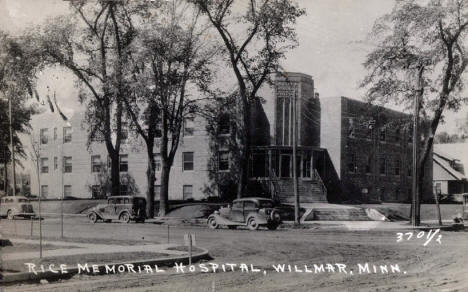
[40,128,48,144]
[121,122,128,141]
[154,154,161,172]
[120,185,128,196]
[183,117,194,136]
[347,153,357,173]
[119,154,128,172]
[41,185,48,197]
[63,127,72,143]
[393,158,401,175]
[182,152,194,171]
[64,185,72,197]
[63,156,72,173]
[40,158,49,173]
[379,156,386,175]
[280,155,291,178]
[54,127,57,141]
[348,118,356,138]
[54,157,58,170]
[91,185,101,198]
[183,185,193,200]
[380,128,386,142]
[91,155,101,173]
[435,182,441,195]
[365,155,372,174]
[218,114,230,135]
[218,151,230,171]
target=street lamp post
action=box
[7,81,16,196]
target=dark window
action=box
[435,182,441,195]
[251,153,267,177]
[91,185,100,198]
[63,127,72,143]
[379,156,386,175]
[380,128,386,142]
[393,158,401,175]
[347,153,357,173]
[183,152,194,171]
[183,185,193,200]
[365,155,372,174]
[40,158,49,173]
[63,156,72,173]
[218,151,230,171]
[259,200,274,208]
[119,154,128,172]
[120,185,128,196]
[41,185,48,197]
[54,157,58,170]
[219,114,230,135]
[108,198,115,204]
[91,155,101,173]
[40,128,48,144]
[244,201,257,210]
[280,155,291,178]
[232,201,243,209]
[54,127,57,141]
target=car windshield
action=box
[258,200,274,208]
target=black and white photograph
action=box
[0,0,467,291]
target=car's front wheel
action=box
[119,212,130,223]
[88,212,98,223]
[207,216,219,229]
[247,217,259,230]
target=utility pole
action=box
[411,66,423,227]
[8,90,16,196]
[292,85,300,225]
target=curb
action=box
[0,247,211,285]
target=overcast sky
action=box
[1,0,465,133]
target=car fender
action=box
[88,209,104,220]
[117,209,131,219]
[246,212,268,225]
[209,213,239,225]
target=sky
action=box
[0,0,466,133]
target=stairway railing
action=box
[313,168,327,197]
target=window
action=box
[393,158,401,175]
[40,128,48,144]
[54,127,57,141]
[435,182,441,195]
[182,152,194,171]
[379,156,386,175]
[183,117,194,136]
[121,122,128,141]
[63,127,72,143]
[302,154,311,178]
[244,201,256,210]
[63,156,72,173]
[347,153,357,173]
[154,154,161,172]
[280,155,291,178]
[41,185,48,197]
[91,155,101,173]
[119,154,128,172]
[365,155,372,174]
[232,201,243,209]
[218,151,230,171]
[348,118,356,138]
[155,185,161,198]
[54,157,58,170]
[183,185,193,200]
[120,185,128,196]
[218,113,230,135]
[64,185,72,197]
[91,185,101,198]
[40,158,49,173]
[380,128,386,142]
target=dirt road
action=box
[1,218,467,291]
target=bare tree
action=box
[361,0,468,224]
[192,0,305,198]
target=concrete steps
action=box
[310,208,370,221]
[276,179,327,204]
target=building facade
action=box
[321,96,433,202]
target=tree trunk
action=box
[236,97,252,199]
[4,157,8,193]
[110,151,120,196]
[159,163,170,216]
[146,145,156,218]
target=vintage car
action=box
[0,196,35,220]
[87,196,146,223]
[207,197,282,230]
